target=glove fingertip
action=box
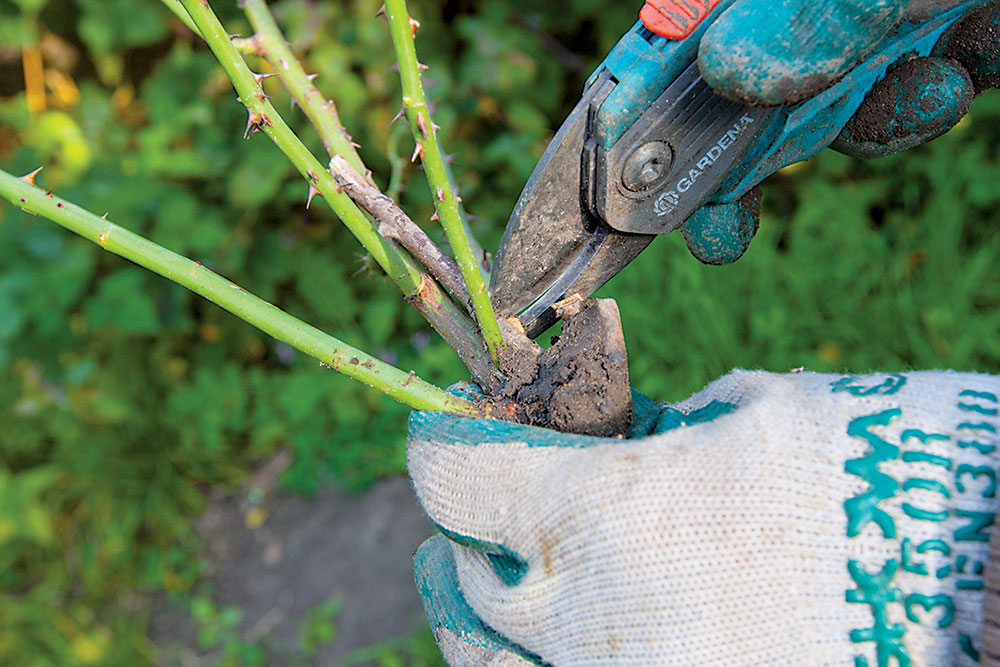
[700,0,905,106]
[831,56,973,159]
[680,188,761,266]
[933,1,1000,94]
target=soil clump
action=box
[493,297,632,437]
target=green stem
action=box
[0,169,478,415]
[174,0,494,385]
[241,0,367,174]
[176,0,414,293]
[383,0,504,364]
[161,0,201,36]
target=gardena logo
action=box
[653,113,756,217]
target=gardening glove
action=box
[408,370,1000,665]
[679,0,1000,265]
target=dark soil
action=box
[834,56,973,158]
[937,1,1000,94]
[493,297,632,437]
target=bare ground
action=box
[148,452,435,666]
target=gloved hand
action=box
[679,0,1000,265]
[408,370,1000,665]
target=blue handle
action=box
[588,0,739,148]
[590,0,986,203]
[716,0,984,201]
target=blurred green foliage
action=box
[0,0,998,664]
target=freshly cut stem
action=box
[383,0,504,364]
[0,169,479,415]
[174,0,493,384]
[241,0,368,175]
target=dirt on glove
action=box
[492,297,632,438]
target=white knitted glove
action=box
[408,370,1000,666]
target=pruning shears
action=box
[490,0,986,338]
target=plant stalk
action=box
[329,155,469,310]
[241,0,368,175]
[177,0,409,289]
[172,0,493,384]
[0,169,478,415]
[383,0,504,364]
[161,0,202,36]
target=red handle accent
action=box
[640,0,723,41]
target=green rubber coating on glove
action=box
[629,389,661,438]
[411,392,738,449]
[699,0,906,105]
[681,187,761,265]
[831,56,973,159]
[413,535,546,665]
[433,523,530,587]
[655,400,738,434]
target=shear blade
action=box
[490,75,654,339]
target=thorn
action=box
[417,62,429,71]
[259,113,273,128]
[436,186,444,201]
[364,168,373,182]
[416,114,429,138]
[306,73,319,82]
[236,96,242,104]
[410,141,425,162]
[409,17,420,37]
[430,211,439,222]
[45,190,53,198]
[352,254,372,277]
[256,92,272,102]
[351,141,361,149]
[101,212,109,220]
[228,33,242,40]
[432,121,441,131]
[376,4,386,17]
[244,111,263,139]
[56,202,63,208]
[20,167,43,187]
[252,71,278,86]
[306,183,322,209]
[442,153,455,166]
[390,107,406,125]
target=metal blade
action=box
[490,73,655,338]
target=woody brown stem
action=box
[329,155,471,311]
